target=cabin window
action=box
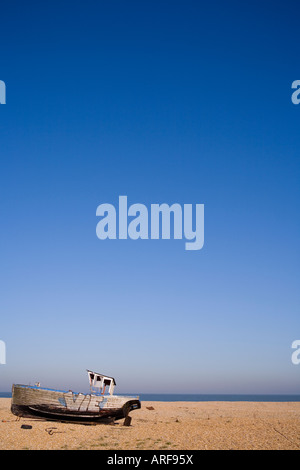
[104,379,111,386]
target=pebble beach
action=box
[0,398,299,450]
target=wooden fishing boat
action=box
[11,370,141,424]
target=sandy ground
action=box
[0,398,299,450]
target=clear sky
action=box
[0,1,299,394]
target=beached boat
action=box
[11,370,141,424]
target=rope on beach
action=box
[45,427,66,436]
[259,418,300,449]
[271,426,300,449]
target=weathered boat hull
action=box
[11,384,141,423]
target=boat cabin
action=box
[87,370,116,395]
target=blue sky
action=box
[0,1,299,394]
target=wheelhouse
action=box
[87,370,116,395]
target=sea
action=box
[1,392,299,402]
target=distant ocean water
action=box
[137,394,300,402]
[1,391,299,401]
